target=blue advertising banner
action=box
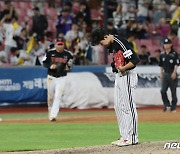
[0,66,179,106]
[0,66,107,105]
[0,66,47,104]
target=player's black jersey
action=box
[159,49,179,73]
[43,49,73,77]
[108,35,140,70]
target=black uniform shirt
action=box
[108,35,140,70]
[43,49,73,77]
[159,50,179,73]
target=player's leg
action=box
[47,75,55,119]
[50,76,67,120]
[160,74,170,111]
[113,71,138,145]
[128,70,138,144]
[112,75,124,145]
[169,77,178,112]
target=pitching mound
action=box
[4,141,180,154]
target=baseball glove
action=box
[113,50,125,68]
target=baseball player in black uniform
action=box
[159,38,179,112]
[91,27,140,146]
[43,38,73,121]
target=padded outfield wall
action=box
[0,66,180,108]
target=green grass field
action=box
[0,111,180,152]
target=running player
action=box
[43,38,73,121]
[91,27,140,146]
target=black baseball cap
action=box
[163,38,172,44]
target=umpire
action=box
[159,38,179,112]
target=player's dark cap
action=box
[163,38,172,44]
[56,38,65,45]
[33,6,39,11]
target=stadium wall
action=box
[0,66,179,108]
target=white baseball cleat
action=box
[112,138,138,147]
[49,117,56,122]
[117,139,138,147]
[111,137,123,145]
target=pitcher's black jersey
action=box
[108,35,140,70]
[43,49,73,77]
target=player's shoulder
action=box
[114,35,129,46]
[114,34,127,41]
[48,48,56,52]
[64,49,73,56]
[46,48,56,54]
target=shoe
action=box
[117,139,138,147]
[50,117,56,122]
[111,138,138,147]
[171,109,176,113]
[111,137,123,145]
[163,106,170,112]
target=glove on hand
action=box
[114,50,125,68]
[111,62,118,73]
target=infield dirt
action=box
[1,107,180,123]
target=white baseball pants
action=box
[114,70,138,144]
[47,75,66,120]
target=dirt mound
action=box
[4,141,180,154]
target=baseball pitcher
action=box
[91,27,140,146]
